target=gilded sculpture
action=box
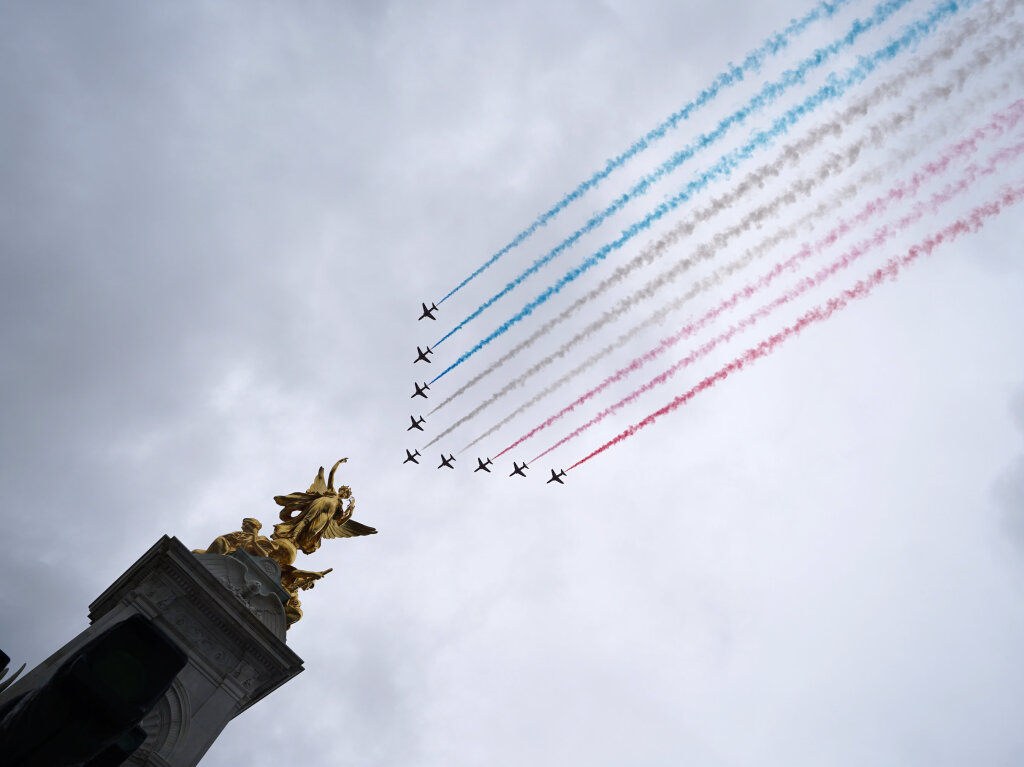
[195,459,375,626]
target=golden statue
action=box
[273,458,376,553]
[195,460,376,626]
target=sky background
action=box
[2,1,1024,765]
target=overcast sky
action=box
[2,0,1024,765]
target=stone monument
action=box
[0,459,375,766]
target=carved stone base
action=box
[0,536,304,767]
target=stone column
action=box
[0,535,304,767]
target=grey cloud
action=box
[4,1,1024,766]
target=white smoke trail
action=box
[429,48,1023,451]
[450,57,1024,453]
[518,124,1024,462]
[428,0,1019,420]
[460,92,1024,454]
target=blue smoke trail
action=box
[436,0,855,307]
[434,0,912,348]
[431,0,967,385]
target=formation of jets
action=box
[400,451,563,483]
[405,299,565,482]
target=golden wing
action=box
[306,466,329,495]
[274,492,317,519]
[322,517,377,538]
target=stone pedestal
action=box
[0,536,304,766]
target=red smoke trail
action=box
[529,157,1008,462]
[490,107,1024,462]
[537,153,1024,463]
[562,182,1024,471]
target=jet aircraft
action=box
[419,302,438,321]
[438,453,456,469]
[509,461,529,478]
[546,469,567,485]
[408,415,426,431]
[411,381,430,399]
[403,449,421,465]
[474,457,493,473]
[414,346,433,364]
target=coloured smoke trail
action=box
[555,182,1024,471]
[507,134,1024,461]
[435,0,854,306]
[433,37,1024,454]
[428,0,972,385]
[431,0,915,347]
[483,113,1024,460]
[429,5,1022,420]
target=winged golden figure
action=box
[273,459,376,554]
[194,459,375,627]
